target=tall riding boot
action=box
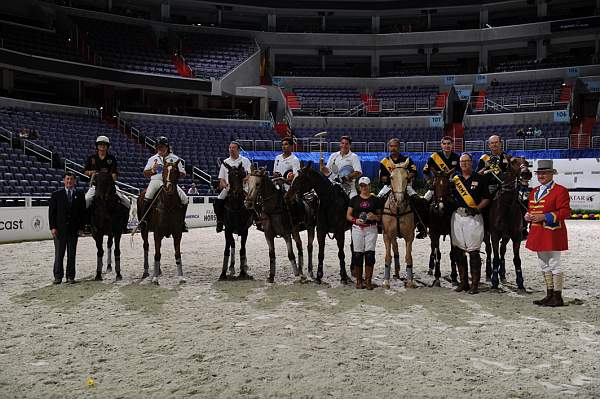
[533,272,554,306]
[181,203,189,232]
[213,198,225,233]
[468,251,482,294]
[354,252,364,289]
[544,272,565,307]
[365,265,374,290]
[140,199,152,228]
[454,249,470,292]
[409,194,427,239]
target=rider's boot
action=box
[213,198,225,233]
[181,202,189,232]
[409,194,427,239]
[140,199,152,228]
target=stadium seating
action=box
[374,86,442,115]
[290,87,363,115]
[464,123,570,142]
[293,126,445,144]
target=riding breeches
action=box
[536,251,561,274]
[351,224,378,252]
[145,180,189,204]
[451,211,484,252]
[85,186,131,209]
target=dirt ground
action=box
[0,220,598,398]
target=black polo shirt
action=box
[378,154,417,183]
[451,172,489,208]
[84,153,119,176]
[423,151,461,175]
[476,151,510,174]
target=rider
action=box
[450,153,491,294]
[423,136,461,201]
[320,135,362,199]
[83,136,130,209]
[477,134,510,196]
[378,138,427,239]
[140,136,189,230]
[273,137,301,190]
[213,141,252,233]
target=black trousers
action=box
[53,233,78,280]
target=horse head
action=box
[389,159,410,205]
[245,165,267,209]
[94,170,116,201]
[285,161,314,203]
[227,163,247,199]
[432,169,454,212]
[161,159,180,195]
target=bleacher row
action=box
[0,16,257,80]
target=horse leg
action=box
[229,233,236,276]
[449,238,459,286]
[152,235,162,285]
[484,233,492,281]
[285,234,299,279]
[174,232,185,284]
[220,232,231,281]
[106,235,113,272]
[238,231,252,280]
[267,234,277,283]
[316,229,326,284]
[490,235,501,289]
[513,237,525,290]
[430,235,441,287]
[392,239,400,279]
[292,230,306,281]
[405,239,416,289]
[337,232,350,285]
[142,228,150,279]
[114,234,122,281]
[94,234,103,281]
[499,237,508,282]
[307,226,315,279]
[428,234,435,276]
[383,233,392,289]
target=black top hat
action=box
[534,159,557,174]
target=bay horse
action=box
[244,166,311,283]
[427,170,458,287]
[488,156,528,291]
[137,160,187,285]
[284,162,351,284]
[220,163,253,280]
[90,171,129,281]
[382,160,416,289]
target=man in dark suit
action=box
[49,171,85,284]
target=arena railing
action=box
[592,136,600,149]
[192,166,212,186]
[0,196,49,208]
[468,91,566,113]
[0,127,14,147]
[23,139,53,164]
[64,158,140,195]
[547,137,569,150]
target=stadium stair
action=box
[283,92,301,110]
[559,84,572,103]
[361,94,380,113]
[473,90,486,111]
[434,92,448,108]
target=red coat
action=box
[525,182,571,252]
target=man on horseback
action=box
[477,135,510,195]
[525,160,571,307]
[320,136,362,199]
[423,136,460,201]
[450,153,491,294]
[214,141,251,233]
[140,136,189,229]
[83,136,130,210]
[273,137,300,190]
[378,138,427,239]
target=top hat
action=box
[535,159,557,174]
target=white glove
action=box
[406,185,417,196]
[424,190,433,201]
[377,185,391,198]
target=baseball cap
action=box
[358,176,370,185]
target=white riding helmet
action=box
[96,136,110,146]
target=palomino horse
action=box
[245,166,310,283]
[137,160,187,285]
[90,171,129,281]
[284,162,351,284]
[488,156,528,290]
[427,170,458,287]
[220,163,253,280]
[382,160,416,289]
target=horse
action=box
[488,156,528,291]
[220,163,253,280]
[137,160,187,285]
[90,171,129,281]
[284,162,351,284]
[427,170,458,287]
[244,166,312,283]
[382,160,416,289]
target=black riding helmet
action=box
[156,136,169,147]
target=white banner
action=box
[569,192,600,211]
[0,207,52,243]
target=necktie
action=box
[68,189,73,205]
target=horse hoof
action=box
[500,278,507,284]
[451,280,459,287]
[142,271,149,279]
[427,269,433,276]
[431,279,441,288]
[517,287,526,293]
[267,276,275,284]
[382,280,390,289]
[218,274,228,281]
[158,268,163,277]
[393,273,400,280]
[298,275,308,283]
[115,274,123,281]
[106,266,112,273]
[178,277,186,284]
[309,272,315,279]
[315,278,322,285]
[152,277,159,285]
[404,280,416,289]
[94,274,103,281]
[238,273,254,281]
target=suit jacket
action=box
[525,182,571,252]
[49,188,86,236]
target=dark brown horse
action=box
[245,166,313,283]
[285,162,351,284]
[137,160,187,285]
[220,163,253,280]
[488,156,528,291]
[91,171,129,281]
[427,170,458,287]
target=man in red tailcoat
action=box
[525,160,571,307]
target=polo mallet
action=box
[314,131,328,165]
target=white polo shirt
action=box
[218,155,252,183]
[325,150,362,197]
[273,153,300,178]
[144,153,185,181]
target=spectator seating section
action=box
[0,22,84,63]
[464,122,570,141]
[293,126,445,143]
[374,86,441,114]
[74,17,178,75]
[478,78,567,113]
[179,32,258,79]
[290,87,363,114]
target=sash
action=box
[452,175,478,209]
[480,154,490,163]
[431,152,450,173]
